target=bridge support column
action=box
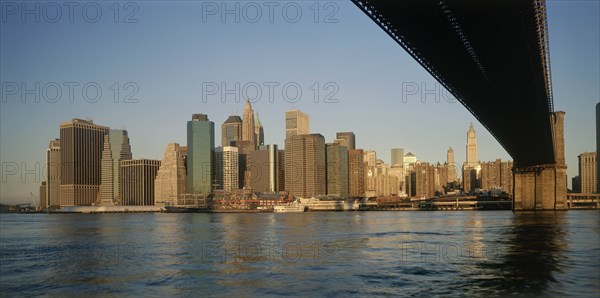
[513,112,567,211]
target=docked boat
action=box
[300,197,360,211]
[273,200,306,213]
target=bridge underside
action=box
[352,0,555,167]
[353,0,566,210]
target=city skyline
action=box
[1,1,598,204]
[1,100,596,205]
[33,108,520,204]
[1,2,599,297]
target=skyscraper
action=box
[255,112,264,147]
[285,110,310,138]
[242,100,256,151]
[214,146,239,192]
[249,144,282,192]
[326,143,348,197]
[463,123,481,193]
[100,135,114,205]
[284,133,325,197]
[391,148,404,167]
[120,159,161,206]
[348,149,365,198]
[578,152,597,193]
[221,115,242,147]
[447,147,457,182]
[100,130,132,205]
[466,123,478,166]
[335,132,356,150]
[59,118,109,206]
[187,114,214,196]
[154,143,187,205]
[45,139,60,209]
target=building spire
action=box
[466,122,478,166]
[242,99,256,151]
[255,111,262,128]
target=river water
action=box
[0,211,598,297]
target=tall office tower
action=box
[187,114,215,196]
[154,143,187,205]
[249,144,281,192]
[447,147,457,182]
[45,139,61,208]
[391,148,404,167]
[596,102,599,193]
[285,109,310,138]
[348,149,365,198]
[99,130,132,205]
[221,115,242,147]
[284,134,325,197]
[242,100,256,151]
[59,118,109,206]
[578,152,597,193]
[214,146,239,192]
[255,112,264,147]
[239,152,248,189]
[463,123,481,193]
[120,159,161,206]
[466,123,478,166]
[278,149,285,192]
[326,143,349,197]
[100,135,114,205]
[39,181,47,209]
[335,132,356,150]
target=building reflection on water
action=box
[485,211,567,295]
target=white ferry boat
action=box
[299,197,360,211]
[273,200,306,213]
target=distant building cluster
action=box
[39,102,528,210]
[570,102,600,195]
[572,152,597,194]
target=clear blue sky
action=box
[1,0,598,204]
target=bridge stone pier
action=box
[513,112,567,211]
